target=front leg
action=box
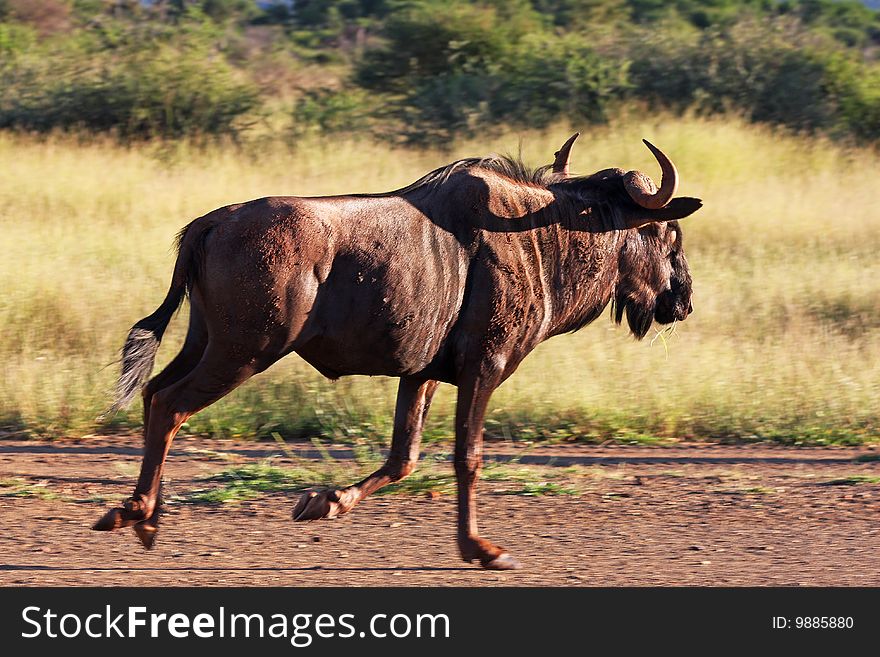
[292,378,439,521]
[454,369,521,570]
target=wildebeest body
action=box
[194,171,628,385]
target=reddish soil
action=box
[1,437,878,586]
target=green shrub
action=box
[491,34,628,128]
[0,41,259,139]
[0,20,34,55]
[627,19,880,138]
[394,71,495,144]
[355,3,626,144]
[355,0,521,94]
[823,55,880,141]
[291,87,378,137]
[0,14,259,140]
[395,35,628,143]
[0,0,879,145]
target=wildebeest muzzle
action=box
[654,282,692,324]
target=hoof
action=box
[483,553,522,571]
[92,508,126,531]
[92,498,150,532]
[292,489,343,521]
[133,522,158,550]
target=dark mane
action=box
[352,154,563,199]
[348,153,631,236]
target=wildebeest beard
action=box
[613,284,657,340]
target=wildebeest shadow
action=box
[399,171,610,240]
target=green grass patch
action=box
[379,470,456,496]
[717,486,776,495]
[499,481,579,496]
[179,460,335,505]
[380,458,578,496]
[181,447,241,462]
[823,475,880,486]
[0,477,109,503]
[0,477,62,500]
[379,452,454,495]
[482,462,547,483]
[181,452,580,501]
[183,486,262,504]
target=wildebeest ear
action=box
[624,197,703,229]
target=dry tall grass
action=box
[1,116,878,443]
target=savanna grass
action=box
[1,116,878,444]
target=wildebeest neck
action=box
[402,168,626,340]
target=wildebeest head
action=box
[614,218,693,338]
[554,135,701,339]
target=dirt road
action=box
[1,437,877,586]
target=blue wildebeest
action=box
[94,135,702,569]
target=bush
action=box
[0,20,34,55]
[0,0,879,145]
[626,19,880,138]
[0,39,259,140]
[355,2,626,144]
[395,71,496,144]
[395,35,627,143]
[491,34,629,128]
[291,87,379,136]
[355,0,521,94]
[823,55,880,142]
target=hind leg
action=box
[93,344,265,546]
[142,302,208,430]
[132,305,208,546]
[293,377,439,520]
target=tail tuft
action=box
[105,326,162,416]
[100,214,207,420]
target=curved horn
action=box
[623,139,679,209]
[552,132,579,176]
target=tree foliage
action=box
[0,0,878,143]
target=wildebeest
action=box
[94,134,702,569]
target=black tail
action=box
[104,218,209,416]
[106,290,186,415]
